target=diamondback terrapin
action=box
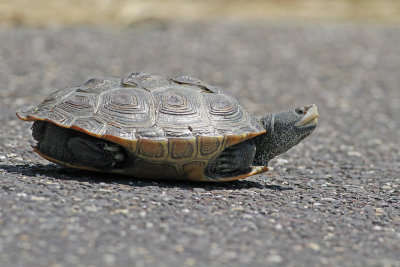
[17,73,319,181]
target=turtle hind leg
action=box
[67,136,127,170]
[205,139,256,178]
[32,121,127,170]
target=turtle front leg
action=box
[68,136,126,169]
[205,139,256,177]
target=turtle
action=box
[17,73,319,182]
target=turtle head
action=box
[253,104,319,166]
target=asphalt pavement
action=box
[0,22,399,266]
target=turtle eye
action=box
[295,107,307,115]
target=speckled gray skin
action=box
[254,106,318,166]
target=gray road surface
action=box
[0,22,399,266]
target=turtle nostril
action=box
[295,107,307,115]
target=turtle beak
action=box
[294,104,319,128]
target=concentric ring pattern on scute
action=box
[97,88,155,129]
[48,92,98,127]
[205,94,247,134]
[154,87,210,129]
[57,93,97,115]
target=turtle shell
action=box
[17,73,267,181]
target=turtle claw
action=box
[216,164,234,172]
[218,156,234,164]
[115,153,125,161]
[104,145,120,152]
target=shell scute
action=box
[204,93,248,133]
[153,87,210,130]
[197,136,224,158]
[169,138,195,160]
[97,88,155,129]
[59,92,98,115]
[136,139,168,159]
[45,109,75,126]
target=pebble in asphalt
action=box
[0,22,399,266]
